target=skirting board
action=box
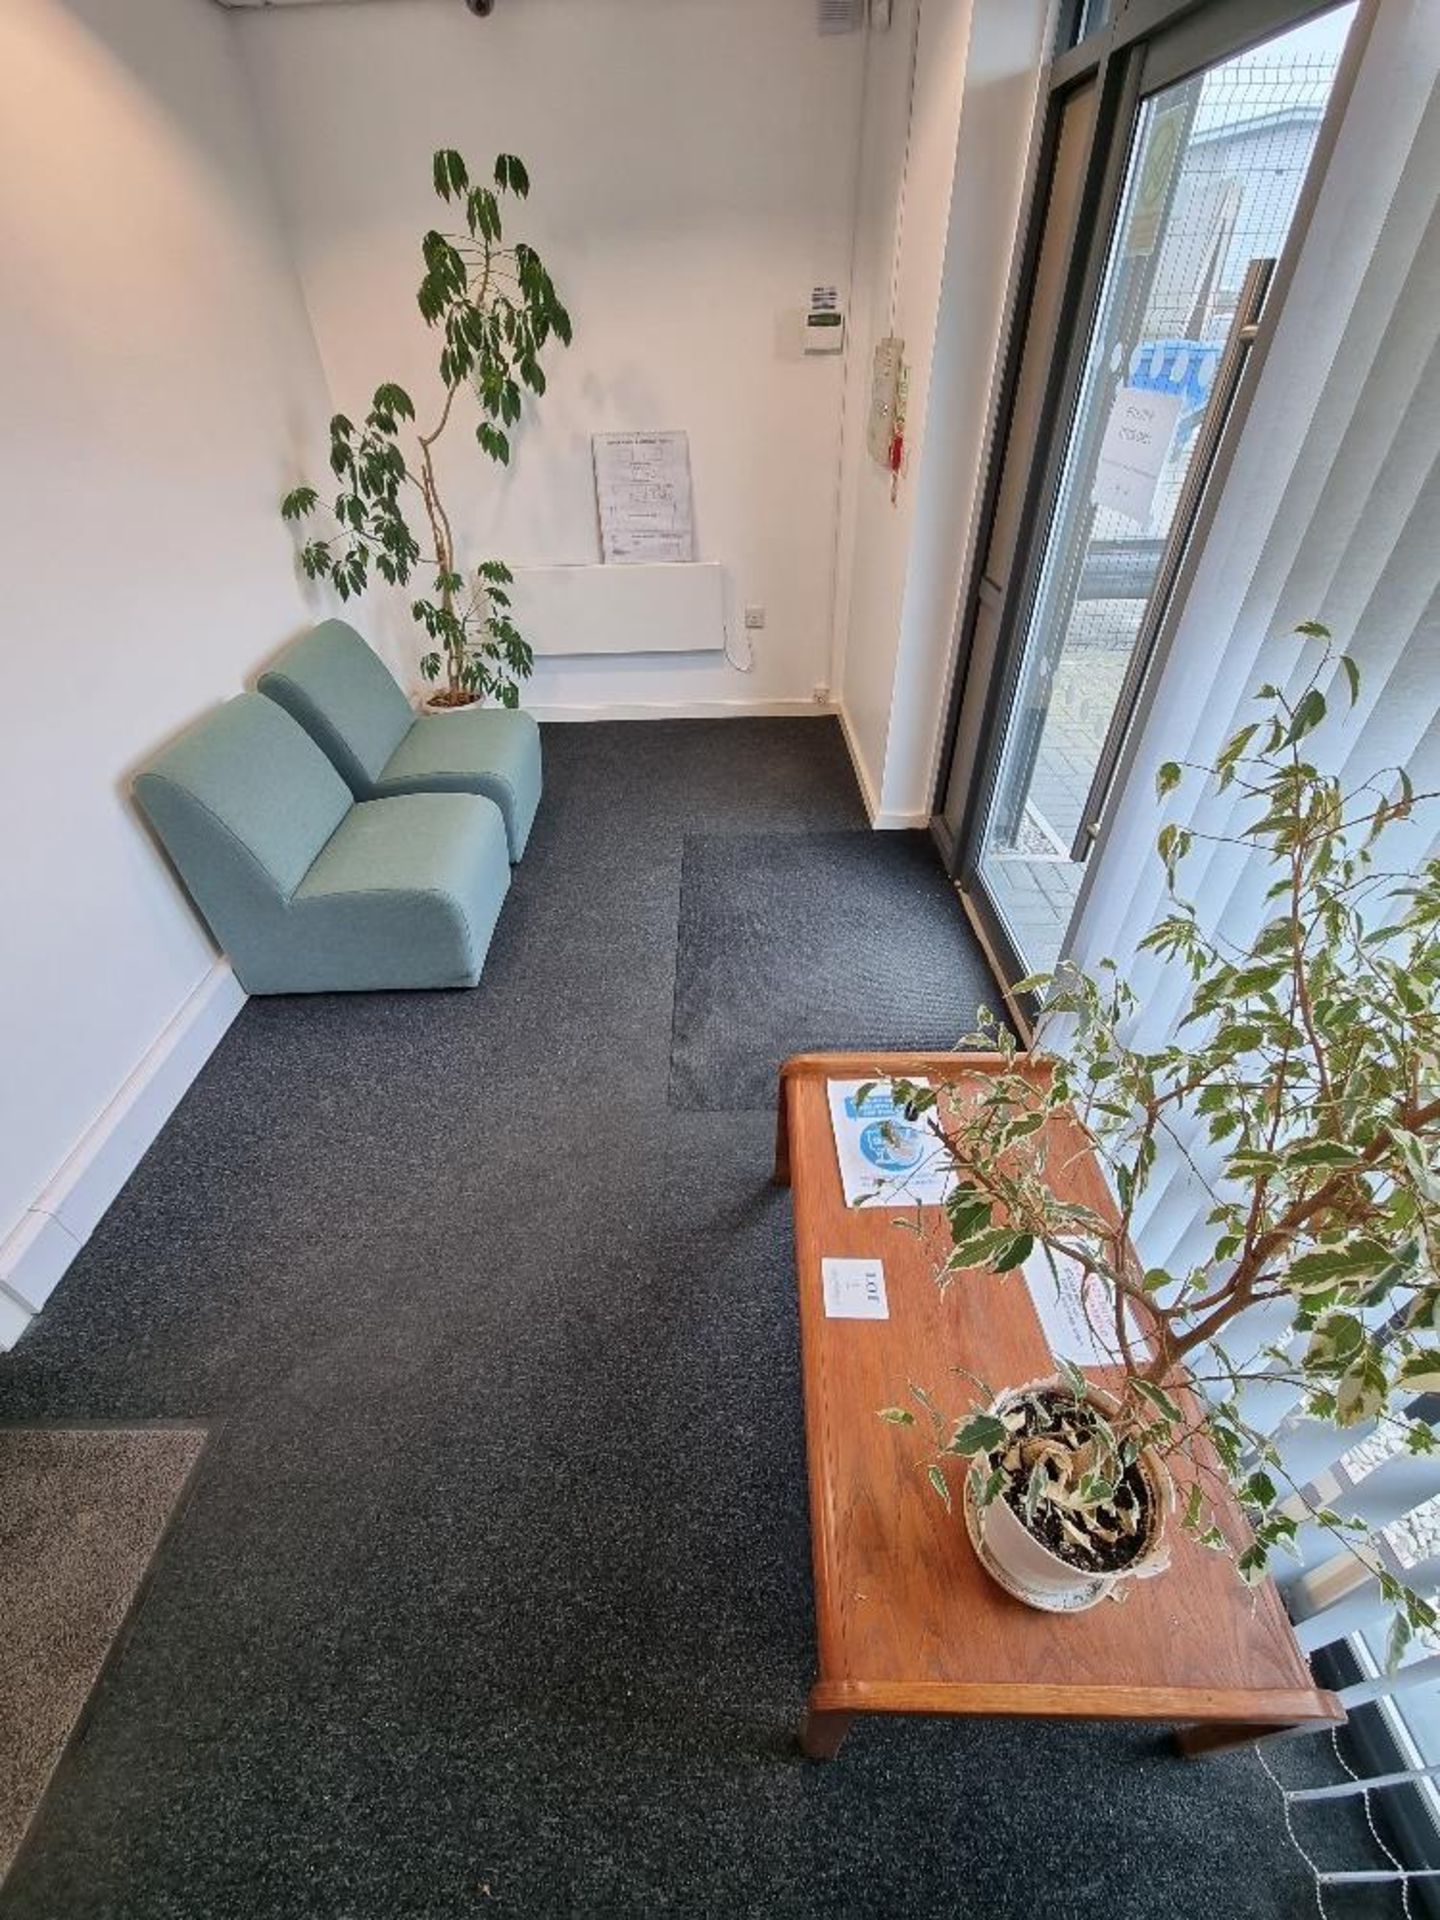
[836,702,931,830]
[0,960,246,1343]
[530,697,833,721]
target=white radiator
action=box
[508,562,726,658]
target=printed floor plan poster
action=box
[593,431,695,563]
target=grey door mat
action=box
[668,830,1007,1112]
[0,1427,205,1883]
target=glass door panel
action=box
[972,9,1357,975]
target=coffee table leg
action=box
[798,1702,853,1761]
[1174,1719,1294,1758]
[773,1078,793,1188]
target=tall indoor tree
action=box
[281,147,572,709]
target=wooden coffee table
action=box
[775,1051,1342,1761]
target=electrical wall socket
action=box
[743,605,766,630]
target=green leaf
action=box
[1155,760,1182,799]
[372,382,415,422]
[950,1412,1008,1457]
[1055,1356,1087,1401]
[495,152,530,197]
[1284,687,1327,745]
[877,1407,917,1426]
[1339,654,1361,705]
[978,1464,1007,1506]
[476,422,511,465]
[926,1464,952,1512]
[1130,1377,1183,1425]
[1285,1140,1365,1171]
[433,148,468,201]
[1010,972,1052,997]
[280,485,318,521]
[1241,1469,1278,1510]
[1396,1352,1440,1394]
[1236,1543,1269,1585]
[467,187,500,243]
[1386,1609,1413,1672]
[988,1232,1034,1274]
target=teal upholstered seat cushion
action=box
[290,793,510,993]
[134,693,510,996]
[376,708,543,859]
[258,620,414,792]
[258,621,543,860]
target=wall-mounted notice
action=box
[1091,384,1182,526]
[593,431,695,564]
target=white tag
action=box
[822,1257,889,1320]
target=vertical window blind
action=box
[1055,0,1440,1886]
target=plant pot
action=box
[420,690,482,715]
[963,1378,1172,1613]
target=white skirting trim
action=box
[836,702,931,830]
[529,697,833,721]
[0,960,247,1345]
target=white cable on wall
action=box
[887,0,925,336]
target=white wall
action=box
[832,0,1049,822]
[233,0,867,716]
[0,0,331,1327]
[875,0,1050,821]
[831,0,941,812]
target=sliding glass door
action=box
[936,0,1362,988]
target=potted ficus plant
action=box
[280,147,572,711]
[882,625,1440,1651]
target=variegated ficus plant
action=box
[883,626,1440,1655]
[281,148,572,709]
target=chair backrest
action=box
[134,694,352,956]
[257,620,414,796]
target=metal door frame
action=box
[931,0,1375,1007]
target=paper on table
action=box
[826,1079,954,1209]
[821,1257,889,1320]
[1022,1245,1146,1371]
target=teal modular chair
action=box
[134,694,510,994]
[258,621,542,861]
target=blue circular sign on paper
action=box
[859,1120,924,1172]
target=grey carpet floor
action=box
[669,830,1004,1111]
[0,1428,205,1881]
[0,719,1399,1918]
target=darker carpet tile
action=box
[669,829,1005,1111]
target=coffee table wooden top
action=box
[778,1052,1342,1731]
